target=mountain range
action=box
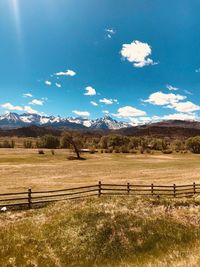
[0,112,130,130]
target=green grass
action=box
[1,196,200,267]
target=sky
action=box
[1,0,200,124]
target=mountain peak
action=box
[0,112,129,130]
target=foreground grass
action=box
[1,196,200,267]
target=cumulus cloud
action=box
[29,99,44,106]
[24,106,39,114]
[99,98,113,105]
[55,83,61,88]
[162,113,197,121]
[166,85,178,91]
[84,86,96,96]
[72,110,90,117]
[90,101,98,106]
[23,93,33,98]
[120,40,158,68]
[168,101,200,113]
[144,91,186,106]
[1,103,23,111]
[195,68,200,73]
[56,69,76,76]
[45,80,52,86]
[114,106,146,118]
[1,103,40,114]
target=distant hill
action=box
[117,120,200,138]
[1,116,200,138]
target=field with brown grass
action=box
[0,148,200,193]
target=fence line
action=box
[0,182,200,209]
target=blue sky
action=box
[1,0,200,123]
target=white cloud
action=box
[162,113,197,121]
[102,110,109,114]
[105,28,116,39]
[72,110,90,117]
[55,83,62,88]
[29,99,44,106]
[184,89,192,95]
[144,91,186,106]
[195,68,200,73]
[166,85,178,91]
[1,103,40,114]
[114,106,146,118]
[55,69,76,76]
[168,101,200,113]
[120,40,158,68]
[90,101,98,106]
[1,103,23,111]
[45,80,52,86]
[24,106,39,114]
[23,93,33,98]
[99,98,113,105]
[84,86,96,96]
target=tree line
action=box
[20,133,200,155]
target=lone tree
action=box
[61,132,83,159]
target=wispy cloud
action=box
[120,40,158,68]
[23,93,33,98]
[99,98,113,105]
[84,86,96,96]
[55,83,62,88]
[55,69,76,76]
[166,85,178,91]
[72,110,90,117]
[105,28,116,39]
[90,101,98,106]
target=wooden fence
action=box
[0,182,200,209]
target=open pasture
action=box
[0,148,200,193]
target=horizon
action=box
[1,1,200,125]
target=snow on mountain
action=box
[0,112,129,130]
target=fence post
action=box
[173,184,176,198]
[151,183,154,196]
[98,181,102,197]
[28,188,32,209]
[193,182,196,195]
[127,182,130,195]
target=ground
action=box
[0,148,200,193]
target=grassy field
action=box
[0,148,200,193]
[1,196,200,267]
[1,148,200,266]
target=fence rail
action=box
[0,182,200,209]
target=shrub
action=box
[24,140,33,149]
[187,136,200,154]
[120,146,129,153]
[37,135,60,149]
[51,149,55,155]
[130,149,137,154]
[162,149,173,154]
[38,149,45,154]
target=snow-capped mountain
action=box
[0,112,129,130]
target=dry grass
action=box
[1,196,200,267]
[0,148,200,193]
